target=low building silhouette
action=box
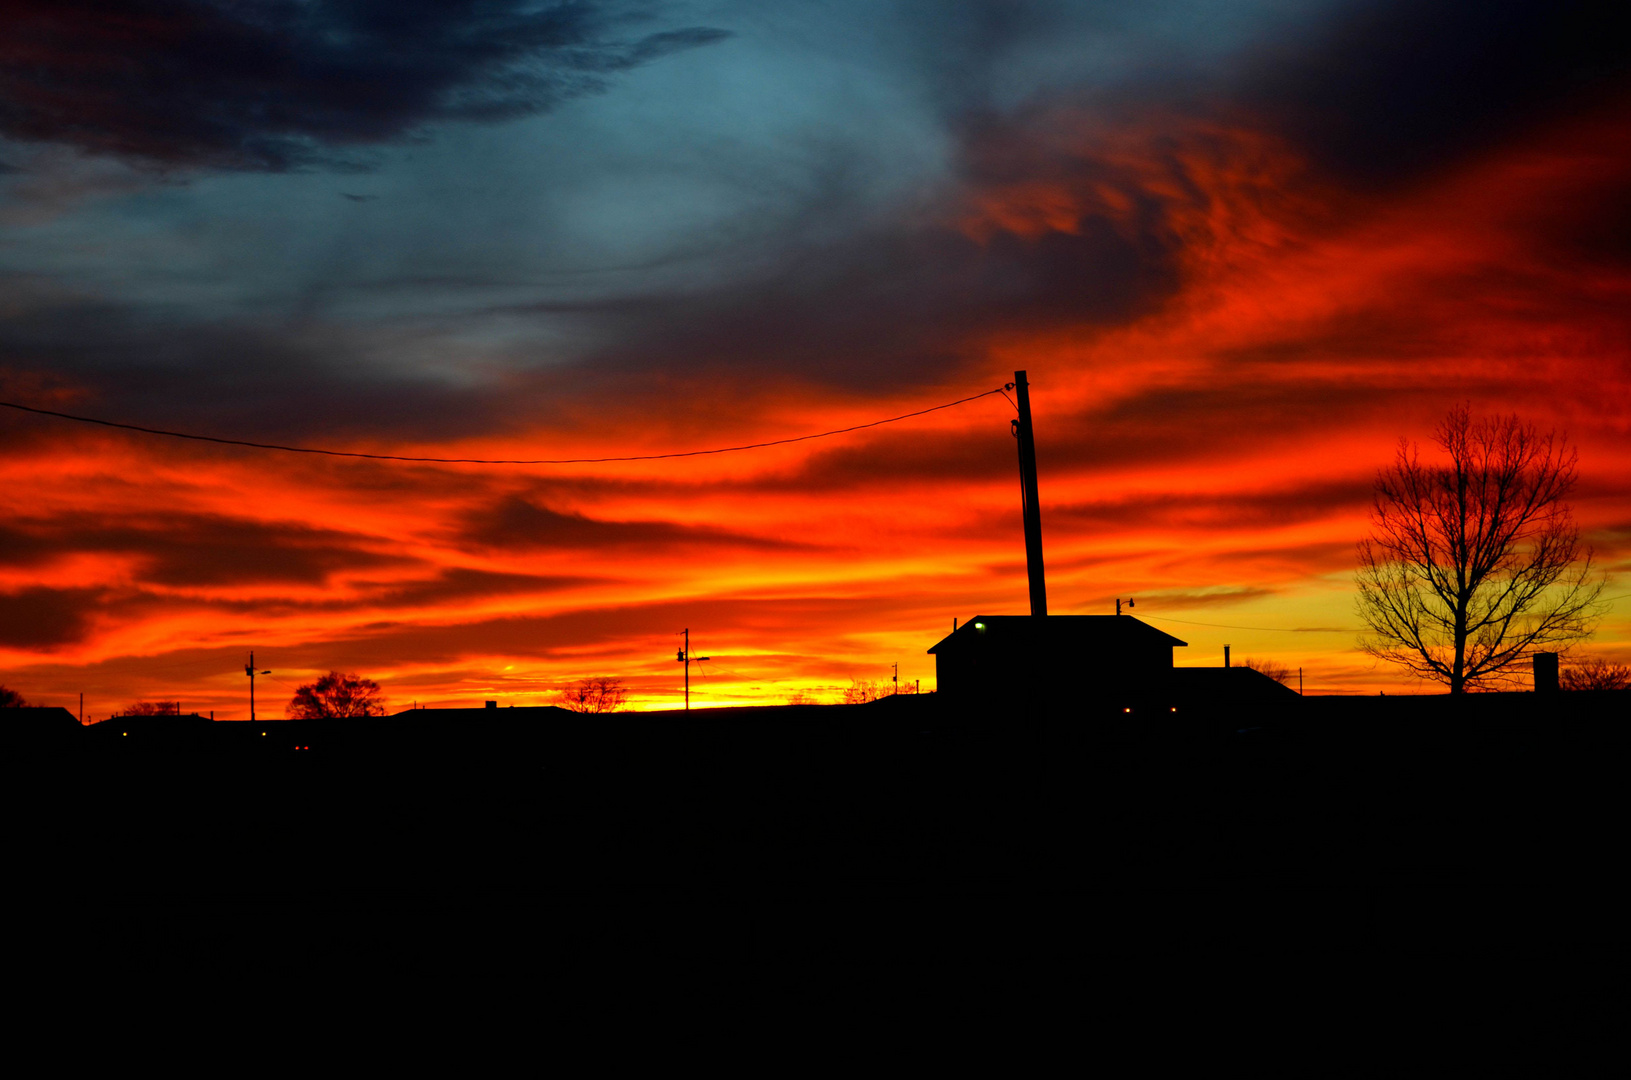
[83,712,217,750]
[1166,666,1300,704]
[388,705,576,722]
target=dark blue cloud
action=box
[1242,0,1630,187]
[5,0,1625,439]
[0,0,730,171]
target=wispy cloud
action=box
[0,1,732,171]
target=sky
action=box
[2,0,1628,717]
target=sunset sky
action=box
[3,0,1628,717]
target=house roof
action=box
[0,706,81,730]
[928,615,1187,654]
[1167,667,1301,699]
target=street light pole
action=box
[1013,369,1047,616]
[676,629,710,711]
[245,651,270,722]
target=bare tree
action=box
[557,677,628,714]
[0,685,27,708]
[1240,658,1292,686]
[841,678,884,705]
[1559,657,1631,692]
[1356,406,1605,693]
[287,672,387,718]
[121,701,180,716]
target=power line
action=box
[0,385,1011,466]
[1137,613,1355,634]
[1140,590,1631,635]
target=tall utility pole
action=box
[245,651,270,722]
[1013,369,1047,616]
[676,629,709,711]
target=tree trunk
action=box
[1451,601,1468,694]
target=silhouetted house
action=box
[928,615,1301,715]
[929,615,1187,712]
[2,706,81,749]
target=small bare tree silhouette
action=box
[287,672,387,718]
[1559,657,1631,691]
[842,678,884,705]
[121,701,181,716]
[557,678,628,713]
[1239,658,1292,686]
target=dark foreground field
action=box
[15,691,1629,985]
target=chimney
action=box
[1224,645,1231,669]
[485,700,498,709]
[1533,653,1558,694]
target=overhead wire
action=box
[1136,613,1356,633]
[0,384,1013,466]
[1138,589,1631,635]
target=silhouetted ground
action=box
[16,691,1628,986]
